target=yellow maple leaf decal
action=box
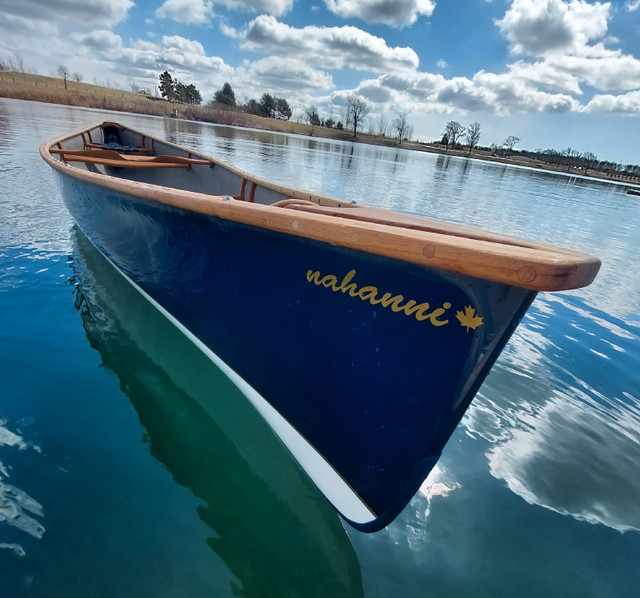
[456,305,484,332]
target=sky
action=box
[1,0,639,164]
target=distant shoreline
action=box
[2,70,639,189]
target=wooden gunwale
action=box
[40,122,600,292]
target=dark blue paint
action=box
[58,173,535,530]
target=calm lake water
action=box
[1,97,639,597]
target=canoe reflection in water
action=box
[69,227,363,598]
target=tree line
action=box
[210,81,374,138]
[439,119,639,181]
[9,57,635,179]
[162,76,381,140]
[158,74,293,121]
[514,146,640,181]
[155,75,639,179]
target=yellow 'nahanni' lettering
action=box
[306,268,453,326]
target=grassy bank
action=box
[2,70,639,186]
[0,70,358,139]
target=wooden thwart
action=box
[51,148,213,169]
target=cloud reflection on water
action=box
[485,391,640,533]
[464,290,640,534]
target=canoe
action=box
[627,187,640,196]
[41,121,600,532]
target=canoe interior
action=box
[48,121,350,207]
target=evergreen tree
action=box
[259,93,276,118]
[161,74,201,105]
[159,70,174,101]
[214,82,236,106]
[182,83,202,105]
[275,97,291,120]
[245,99,261,115]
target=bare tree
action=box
[376,113,389,137]
[582,151,598,175]
[465,122,481,155]
[305,105,321,126]
[562,147,582,159]
[72,72,83,83]
[346,93,369,138]
[2,53,26,72]
[56,65,70,89]
[560,147,583,171]
[11,53,26,72]
[366,118,375,135]
[503,135,520,156]
[443,120,465,150]
[393,112,413,144]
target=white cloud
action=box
[156,0,214,24]
[0,11,57,38]
[233,3,639,121]
[583,90,640,113]
[75,29,123,51]
[220,22,241,38]
[496,0,610,56]
[478,0,640,119]
[242,15,419,73]
[324,0,436,27]
[471,70,581,113]
[84,34,234,90]
[217,0,294,15]
[549,50,640,92]
[241,56,334,92]
[154,0,294,23]
[1,0,639,129]
[359,67,582,117]
[503,60,583,95]
[157,35,230,72]
[0,0,133,29]
[352,79,394,103]
[0,0,133,74]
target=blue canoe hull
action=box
[56,172,535,531]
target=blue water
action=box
[1,97,639,597]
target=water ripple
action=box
[0,421,45,556]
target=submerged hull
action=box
[42,122,599,531]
